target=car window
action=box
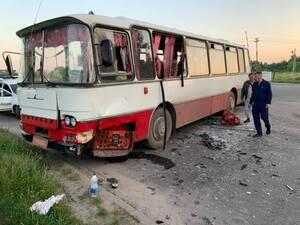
[2,89,12,97]
[3,84,11,93]
[10,84,17,94]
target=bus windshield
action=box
[20,24,95,84]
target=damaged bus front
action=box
[17,17,133,157]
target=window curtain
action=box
[113,33,131,73]
[152,33,162,77]
[152,33,161,56]
[163,36,176,78]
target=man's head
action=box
[254,71,263,83]
[248,73,255,83]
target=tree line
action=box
[252,56,300,72]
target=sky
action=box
[1,0,300,70]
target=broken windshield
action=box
[20,24,95,84]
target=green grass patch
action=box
[0,129,84,225]
[272,72,300,84]
[91,197,102,206]
[97,206,108,218]
[60,164,81,181]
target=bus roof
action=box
[17,14,246,48]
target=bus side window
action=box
[186,39,209,76]
[225,46,239,74]
[244,49,251,73]
[238,48,246,73]
[94,28,134,82]
[209,43,226,75]
[152,32,185,79]
[131,28,155,80]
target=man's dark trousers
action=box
[252,103,271,134]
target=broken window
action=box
[94,28,133,82]
[152,32,185,79]
[131,28,155,80]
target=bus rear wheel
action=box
[146,107,172,149]
[226,92,236,112]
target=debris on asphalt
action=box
[30,194,65,215]
[191,213,197,217]
[156,220,164,224]
[202,216,214,225]
[285,185,295,192]
[198,132,227,150]
[246,191,252,195]
[237,151,247,155]
[271,174,280,178]
[107,177,119,189]
[147,186,156,192]
[239,180,249,187]
[241,164,248,170]
[195,163,207,169]
[252,154,263,160]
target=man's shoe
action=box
[244,118,250,123]
[266,127,271,135]
[253,133,263,137]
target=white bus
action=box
[15,14,250,157]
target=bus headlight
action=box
[64,116,77,128]
[70,117,77,127]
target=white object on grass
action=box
[30,194,65,215]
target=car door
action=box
[0,83,12,111]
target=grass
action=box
[0,129,84,225]
[272,72,300,84]
[97,206,108,218]
[61,164,81,181]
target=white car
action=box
[0,76,20,117]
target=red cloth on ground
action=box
[221,111,241,125]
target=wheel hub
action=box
[153,117,166,141]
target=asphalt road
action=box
[1,83,299,225]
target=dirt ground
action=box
[1,83,299,225]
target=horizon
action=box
[1,0,300,70]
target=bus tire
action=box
[146,107,172,149]
[226,92,236,112]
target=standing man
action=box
[241,73,255,123]
[250,71,272,137]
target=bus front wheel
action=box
[146,107,172,149]
[226,92,236,112]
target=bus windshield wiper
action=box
[19,67,34,87]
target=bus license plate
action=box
[33,135,48,149]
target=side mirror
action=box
[5,55,13,75]
[99,39,114,67]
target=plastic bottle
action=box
[90,171,98,198]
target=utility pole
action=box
[292,49,297,74]
[245,31,249,49]
[254,38,260,62]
